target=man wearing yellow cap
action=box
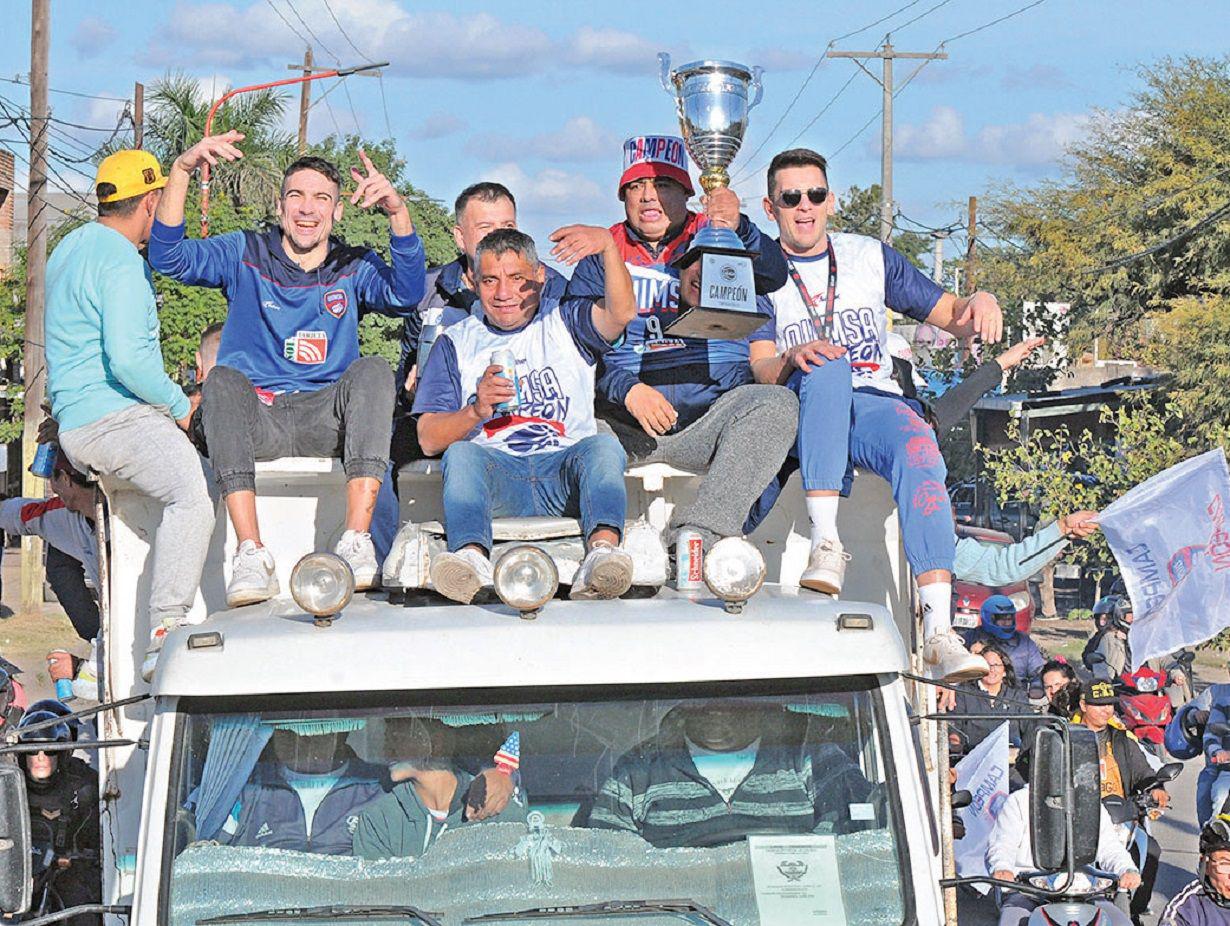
[45,149,215,682]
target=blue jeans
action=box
[441,434,628,554]
[370,460,399,565]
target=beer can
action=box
[491,349,521,413]
[30,442,57,479]
[675,530,705,591]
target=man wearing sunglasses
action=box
[563,135,796,559]
[751,147,1003,684]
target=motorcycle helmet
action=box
[16,705,73,791]
[23,698,79,741]
[979,595,1018,640]
[1093,594,1132,632]
[1200,815,1230,907]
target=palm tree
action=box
[144,71,296,212]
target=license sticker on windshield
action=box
[748,834,848,926]
[848,803,875,821]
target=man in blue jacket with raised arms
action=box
[149,132,426,607]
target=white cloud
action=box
[469,117,618,163]
[485,162,606,215]
[411,112,466,140]
[71,17,117,59]
[564,27,661,75]
[894,105,1091,166]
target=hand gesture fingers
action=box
[548,225,612,265]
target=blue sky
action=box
[3,0,1227,259]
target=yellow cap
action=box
[94,149,167,203]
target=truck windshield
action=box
[163,681,908,926]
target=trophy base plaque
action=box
[665,245,769,340]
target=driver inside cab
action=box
[586,701,872,848]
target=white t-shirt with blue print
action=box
[752,231,944,395]
[413,295,617,456]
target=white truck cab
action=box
[6,459,996,926]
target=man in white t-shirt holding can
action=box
[750,148,1004,683]
[414,226,638,604]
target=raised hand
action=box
[349,148,405,216]
[174,131,245,173]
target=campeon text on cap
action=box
[618,135,694,197]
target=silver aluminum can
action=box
[675,529,705,591]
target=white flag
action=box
[953,721,1011,895]
[1099,448,1230,669]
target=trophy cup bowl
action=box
[659,54,763,192]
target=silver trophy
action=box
[659,54,768,339]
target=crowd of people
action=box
[0,127,1225,923]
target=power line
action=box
[734,0,932,177]
[1079,201,1230,274]
[0,74,128,103]
[280,0,339,62]
[891,0,958,34]
[939,0,1048,44]
[831,108,881,159]
[320,0,367,59]
[264,0,313,49]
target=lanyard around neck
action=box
[785,236,837,339]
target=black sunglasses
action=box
[777,187,828,208]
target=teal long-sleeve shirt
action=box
[954,521,1066,587]
[46,222,189,432]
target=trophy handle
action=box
[749,66,764,109]
[658,52,673,92]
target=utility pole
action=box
[966,195,978,294]
[828,40,947,244]
[21,0,49,616]
[931,230,947,285]
[288,47,313,154]
[134,81,144,149]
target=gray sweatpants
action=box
[632,384,799,546]
[201,356,394,496]
[59,403,215,626]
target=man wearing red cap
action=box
[562,135,797,557]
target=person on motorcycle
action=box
[1077,679,1169,926]
[1041,658,1078,716]
[987,741,1140,926]
[18,703,100,926]
[1160,815,1230,926]
[1201,691,1230,827]
[1083,595,1191,705]
[964,595,1048,697]
[1167,681,1230,824]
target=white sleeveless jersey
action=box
[763,231,939,395]
[439,299,601,456]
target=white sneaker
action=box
[923,630,989,683]
[227,539,280,608]
[570,543,634,600]
[335,530,380,590]
[430,548,494,604]
[799,539,850,595]
[141,618,187,683]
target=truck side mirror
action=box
[0,763,31,915]
[1029,724,1100,872]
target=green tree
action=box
[974,55,1230,441]
[831,183,930,269]
[980,399,1197,587]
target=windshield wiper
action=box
[198,905,443,926]
[465,899,732,926]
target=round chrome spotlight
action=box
[703,537,766,613]
[290,552,355,624]
[494,546,559,618]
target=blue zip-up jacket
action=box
[148,219,425,393]
[564,211,787,432]
[395,257,567,413]
[960,629,1048,693]
[220,751,389,855]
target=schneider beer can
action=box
[30,442,57,479]
[491,349,521,413]
[675,529,704,591]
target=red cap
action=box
[618,135,694,196]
